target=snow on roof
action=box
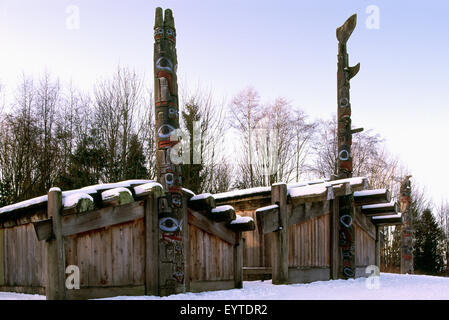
[0,180,156,216]
[190,193,213,201]
[0,195,48,215]
[230,215,254,225]
[134,182,163,196]
[182,188,195,197]
[213,187,271,201]
[255,204,279,213]
[102,187,132,201]
[353,189,386,197]
[80,180,154,194]
[63,193,94,209]
[211,205,234,213]
[289,184,327,198]
[362,201,396,210]
[372,212,402,220]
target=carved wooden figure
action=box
[154,7,185,295]
[400,175,413,274]
[335,14,360,279]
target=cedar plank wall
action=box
[188,224,234,282]
[288,214,330,268]
[64,219,145,289]
[355,224,375,267]
[2,223,47,294]
[216,195,272,270]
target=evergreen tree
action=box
[181,102,204,194]
[414,209,445,274]
[124,133,148,180]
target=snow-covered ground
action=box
[1,273,449,300]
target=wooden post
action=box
[46,188,66,300]
[145,188,161,296]
[271,183,288,284]
[375,226,381,268]
[0,228,4,286]
[182,192,190,292]
[234,232,243,289]
[400,176,413,274]
[330,198,340,279]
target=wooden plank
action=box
[61,201,145,237]
[101,189,134,207]
[353,189,391,206]
[288,201,330,227]
[188,194,216,212]
[375,226,381,268]
[227,219,255,232]
[361,202,398,216]
[208,206,236,223]
[330,199,340,280]
[144,193,159,295]
[46,188,66,300]
[271,183,288,285]
[188,209,235,245]
[189,280,235,293]
[0,228,4,286]
[182,194,190,291]
[256,205,279,234]
[33,218,53,241]
[234,232,243,289]
[65,285,145,300]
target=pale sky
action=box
[0,0,448,206]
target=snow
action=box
[80,180,154,194]
[101,187,132,201]
[372,213,402,220]
[211,205,234,213]
[134,182,163,196]
[182,188,195,197]
[5,273,449,300]
[63,193,93,209]
[353,189,386,197]
[49,187,61,192]
[288,184,327,198]
[230,215,254,225]
[362,201,395,210]
[0,180,155,215]
[255,204,279,213]
[190,193,213,201]
[213,187,271,200]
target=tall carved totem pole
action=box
[335,14,361,279]
[153,7,185,295]
[400,175,414,274]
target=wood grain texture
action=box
[61,200,145,237]
[188,224,234,283]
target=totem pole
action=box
[400,175,414,274]
[154,7,185,295]
[335,14,361,279]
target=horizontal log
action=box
[65,285,145,300]
[188,209,236,245]
[61,200,145,237]
[353,189,390,206]
[227,218,256,232]
[208,205,236,223]
[62,196,95,216]
[361,201,398,217]
[288,201,330,227]
[189,280,235,293]
[256,204,280,234]
[371,213,403,225]
[133,183,164,199]
[101,188,134,207]
[188,193,216,212]
[33,218,53,241]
